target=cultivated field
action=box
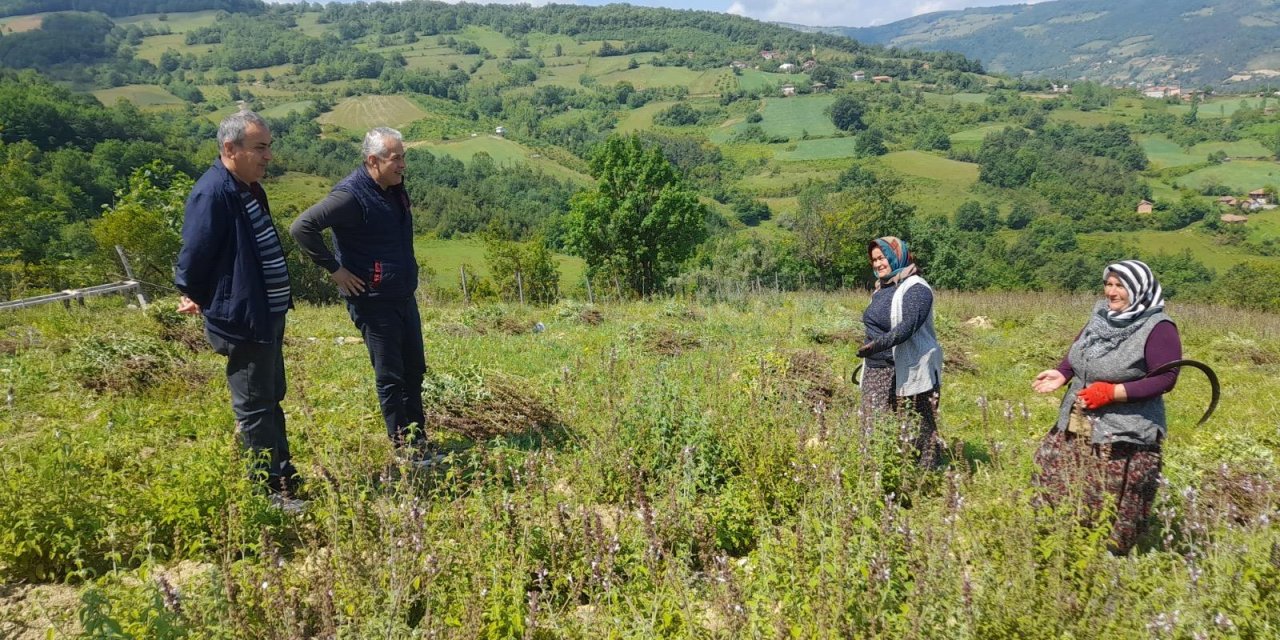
[317,95,431,131]
[90,85,185,109]
[408,136,592,185]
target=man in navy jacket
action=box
[176,110,302,502]
[291,127,433,462]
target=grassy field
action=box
[736,69,808,93]
[876,150,984,216]
[1168,96,1271,119]
[949,123,1017,150]
[1089,226,1280,271]
[91,85,185,109]
[414,236,586,293]
[772,136,859,161]
[593,63,717,93]
[408,136,592,185]
[615,100,676,133]
[1141,135,1274,168]
[1174,160,1280,193]
[256,99,313,119]
[3,290,1279,636]
[317,95,431,132]
[715,95,839,143]
[266,171,337,216]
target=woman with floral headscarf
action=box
[1030,260,1181,555]
[857,236,944,469]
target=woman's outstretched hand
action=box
[1032,369,1066,393]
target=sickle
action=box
[1145,359,1219,426]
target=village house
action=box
[1143,86,1181,99]
[778,62,797,73]
[811,82,827,93]
[1249,188,1270,205]
[730,60,748,70]
[781,84,796,97]
[1050,83,1070,93]
[852,71,866,82]
[1136,199,1154,214]
[759,50,776,60]
[802,59,817,71]
[1220,213,1249,224]
[495,126,506,137]
[872,75,892,83]
[1217,195,1238,207]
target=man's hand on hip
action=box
[331,267,367,296]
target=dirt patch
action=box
[0,581,82,639]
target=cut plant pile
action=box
[422,367,558,441]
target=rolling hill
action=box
[838,0,1280,89]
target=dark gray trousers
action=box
[346,298,427,447]
[207,313,298,493]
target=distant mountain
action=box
[837,0,1280,89]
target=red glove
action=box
[1077,381,1116,410]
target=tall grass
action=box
[2,291,1278,637]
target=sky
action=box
[271,0,1048,28]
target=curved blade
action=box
[1146,359,1219,426]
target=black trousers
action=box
[207,313,299,493]
[347,298,427,446]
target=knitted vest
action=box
[1055,302,1173,446]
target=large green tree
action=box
[566,135,707,296]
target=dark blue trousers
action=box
[207,313,299,494]
[346,298,427,446]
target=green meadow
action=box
[4,291,1279,636]
[1174,160,1280,193]
[91,84,184,109]
[876,150,984,216]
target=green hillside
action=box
[843,0,1280,88]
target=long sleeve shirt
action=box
[289,190,364,274]
[860,282,933,368]
[1056,320,1181,401]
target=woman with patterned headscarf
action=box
[1030,260,1182,555]
[857,236,944,469]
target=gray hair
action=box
[217,109,269,148]
[362,127,404,158]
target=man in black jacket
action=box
[176,110,303,507]
[290,127,433,462]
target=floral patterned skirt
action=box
[860,365,943,469]
[1032,429,1162,555]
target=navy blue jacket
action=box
[175,158,288,344]
[329,167,418,300]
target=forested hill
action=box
[0,0,263,18]
[840,0,1280,89]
